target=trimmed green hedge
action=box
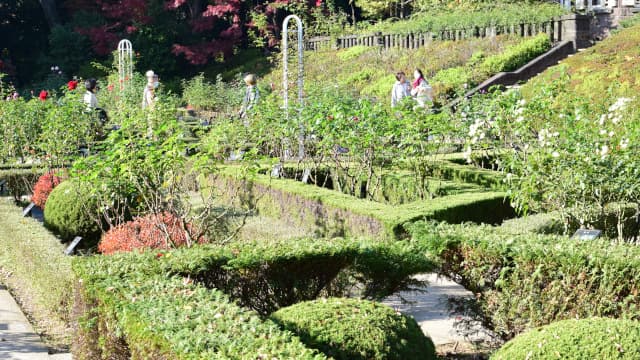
[499,211,564,235]
[271,298,436,360]
[479,33,551,76]
[208,166,513,239]
[73,272,325,359]
[493,318,640,359]
[276,164,488,205]
[73,238,435,358]
[0,168,44,200]
[0,198,73,349]
[409,221,640,340]
[44,180,100,243]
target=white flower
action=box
[620,138,629,150]
[559,114,565,119]
[468,124,477,137]
[515,107,524,115]
[608,131,614,137]
[516,116,524,123]
[552,132,559,137]
[506,173,513,181]
[552,151,560,158]
[599,145,609,158]
[479,132,486,140]
[608,97,633,113]
[599,129,607,135]
[598,114,606,125]
[518,99,526,106]
[612,116,621,124]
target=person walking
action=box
[238,73,259,119]
[391,71,411,107]
[410,68,433,109]
[84,78,98,110]
[142,70,159,110]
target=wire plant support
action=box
[117,39,133,91]
[282,15,305,160]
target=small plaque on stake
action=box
[301,168,311,184]
[64,236,83,256]
[571,229,602,241]
[22,202,36,217]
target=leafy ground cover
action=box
[521,20,640,105]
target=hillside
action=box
[521,20,640,104]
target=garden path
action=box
[0,285,70,360]
[382,273,491,346]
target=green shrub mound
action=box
[44,180,100,243]
[492,318,640,360]
[270,298,436,360]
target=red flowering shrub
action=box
[39,90,48,101]
[98,212,205,255]
[67,80,78,91]
[32,172,63,209]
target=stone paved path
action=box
[0,285,70,360]
[383,273,491,346]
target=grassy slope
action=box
[0,197,73,351]
[521,22,640,104]
[263,35,523,102]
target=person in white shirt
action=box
[391,71,411,107]
[84,78,98,110]
[142,70,159,110]
[410,68,433,109]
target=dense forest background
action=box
[0,0,546,90]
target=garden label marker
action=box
[64,236,83,256]
[22,202,35,217]
[571,229,602,241]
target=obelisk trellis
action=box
[282,15,305,159]
[117,39,133,91]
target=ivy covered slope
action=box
[522,19,640,105]
[72,238,435,358]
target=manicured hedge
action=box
[279,165,486,205]
[78,238,434,315]
[207,166,513,239]
[492,318,640,360]
[499,211,564,235]
[271,298,436,360]
[73,238,435,358]
[73,272,325,359]
[0,168,44,200]
[44,180,100,243]
[408,221,640,340]
[0,198,73,349]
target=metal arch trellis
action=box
[282,15,305,159]
[117,39,133,90]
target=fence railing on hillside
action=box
[305,18,570,51]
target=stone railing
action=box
[305,14,592,52]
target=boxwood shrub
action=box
[271,298,436,360]
[44,180,100,243]
[492,318,640,359]
[408,221,640,340]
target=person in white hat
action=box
[142,70,159,109]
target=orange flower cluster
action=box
[32,172,63,209]
[98,212,205,255]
